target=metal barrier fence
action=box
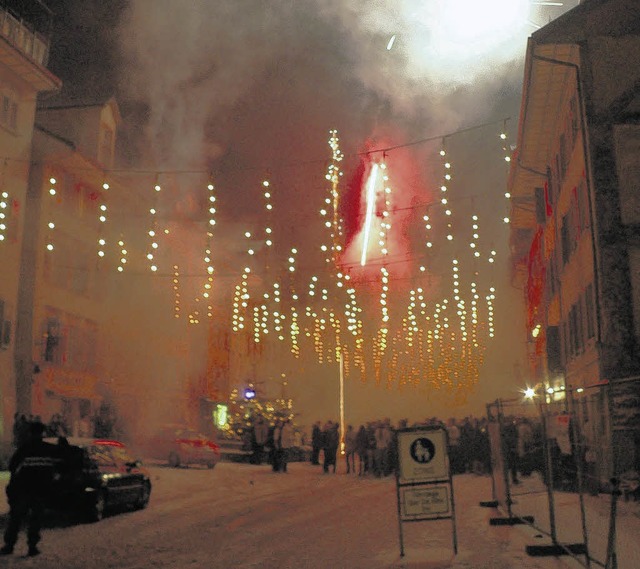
[484,376,640,569]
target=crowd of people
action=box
[248,416,298,473]
[11,407,118,450]
[308,416,496,478]
[243,414,504,478]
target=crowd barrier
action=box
[481,376,640,569]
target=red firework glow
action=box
[339,137,434,287]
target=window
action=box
[65,318,97,372]
[567,301,585,358]
[44,232,92,295]
[98,125,114,166]
[560,198,582,266]
[570,96,579,147]
[547,250,557,297]
[547,167,558,209]
[577,179,590,230]
[44,317,61,363]
[559,134,567,180]
[42,313,98,372]
[585,284,596,340]
[0,299,8,348]
[561,213,571,265]
[534,187,546,224]
[0,93,18,131]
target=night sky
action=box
[39,0,580,425]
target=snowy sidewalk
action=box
[490,472,640,569]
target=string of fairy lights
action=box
[0,118,512,395]
[0,160,8,243]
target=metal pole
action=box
[568,389,591,567]
[605,478,619,569]
[446,428,458,555]
[394,433,405,557]
[540,395,558,544]
[497,399,513,519]
[487,402,497,502]
[604,382,618,569]
[339,351,345,457]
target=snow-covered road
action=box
[0,463,627,568]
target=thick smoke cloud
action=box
[116,0,577,167]
[43,0,580,425]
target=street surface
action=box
[0,463,596,568]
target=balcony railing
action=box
[0,0,52,66]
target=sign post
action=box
[395,425,457,556]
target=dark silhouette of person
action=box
[251,416,269,465]
[310,421,322,465]
[11,414,29,448]
[355,425,368,475]
[502,419,520,485]
[323,422,339,474]
[1,421,60,557]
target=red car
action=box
[143,425,220,469]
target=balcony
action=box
[0,0,53,66]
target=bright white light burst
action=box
[439,0,529,43]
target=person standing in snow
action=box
[344,425,357,474]
[355,425,368,475]
[323,421,339,474]
[251,416,269,465]
[374,420,392,477]
[1,421,60,557]
[310,421,322,465]
[275,418,295,472]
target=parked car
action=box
[44,437,152,522]
[141,425,220,469]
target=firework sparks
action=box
[360,163,379,267]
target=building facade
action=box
[0,0,60,449]
[0,2,229,463]
[508,0,640,481]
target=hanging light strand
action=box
[45,176,57,252]
[96,182,109,260]
[0,160,9,243]
[201,180,216,319]
[500,120,511,224]
[146,180,161,272]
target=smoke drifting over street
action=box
[116,0,575,167]
[43,0,580,425]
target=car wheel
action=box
[168,451,180,467]
[207,461,216,470]
[87,489,106,523]
[136,482,151,509]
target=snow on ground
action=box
[502,470,640,569]
[0,462,638,568]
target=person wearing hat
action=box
[1,421,60,557]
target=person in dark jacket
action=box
[355,425,368,475]
[1,421,60,557]
[310,421,322,465]
[251,416,269,465]
[323,422,339,474]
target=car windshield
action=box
[88,444,136,466]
